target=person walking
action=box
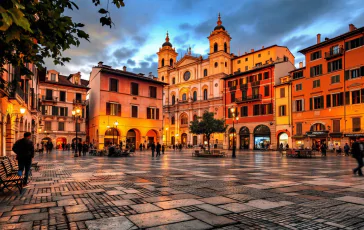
[82,142,89,156]
[162,145,165,154]
[352,139,363,176]
[139,143,143,151]
[77,140,83,157]
[179,143,182,152]
[151,142,156,157]
[344,143,350,156]
[12,132,34,186]
[156,142,161,157]
[321,141,327,157]
[46,141,52,154]
[285,143,289,150]
[71,142,75,153]
[279,143,283,150]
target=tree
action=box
[189,112,227,152]
[0,0,125,76]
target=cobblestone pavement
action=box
[1,150,364,230]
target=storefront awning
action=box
[344,133,364,138]
[329,132,343,138]
[292,135,307,139]
[306,131,329,138]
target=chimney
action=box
[98,61,103,67]
[349,24,356,32]
[251,49,254,52]
[325,37,329,41]
[262,46,264,49]
[123,66,127,71]
[299,62,303,68]
[316,34,321,44]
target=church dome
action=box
[214,13,225,31]
[162,32,172,47]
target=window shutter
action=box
[318,51,322,58]
[239,78,242,85]
[319,65,322,75]
[52,106,58,115]
[345,41,349,50]
[147,108,151,119]
[310,53,313,61]
[361,89,364,103]
[293,100,296,112]
[106,102,111,115]
[228,81,232,87]
[320,96,324,108]
[360,66,364,76]
[310,67,313,77]
[82,109,85,118]
[117,104,121,116]
[156,108,160,120]
[345,91,350,105]
[258,73,262,81]
[345,70,350,80]
[65,107,68,117]
[309,98,313,110]
[42,105,45,115]
[235,80,238,85]
[326,95,331,107]
[327,62,331,73]
[302,99,305,111]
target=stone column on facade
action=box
[250,132,254,149]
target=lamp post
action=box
[230,107,239,158]
[72,108,81,157]
[114,121,119,145]
[165,127,168,147]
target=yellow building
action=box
[159,14,232,148]
[274,75,292,148]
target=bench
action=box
[192,150,226,157]
[0,161,23,193]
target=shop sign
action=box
[344,133,364,137]
[306,131,328,137]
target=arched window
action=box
[203,89,208,100]
[161,58,165,67]
[203,69,208,77]
[171,95,176,105]
[214,62,218,68]
[193,114,198,121]
[162,76,164,81]
[171,116,175,125]
[181,114,188,125]
[214,43,218,52]
[225,62,227,67]
[182,93,187,101]
[170,58,173,67]
[310,123,325,131]
[224,42,227,52]
[172,77,176,84]
[193,91,197,101]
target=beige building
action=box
[159,14,232,148]
[38,69,89,149]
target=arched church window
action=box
[170,58,173,66]
[161,59,165,67]
[214,43,218,52]
[224,42,227,52]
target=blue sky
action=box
[44,0,364,79]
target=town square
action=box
[1,0,364,229]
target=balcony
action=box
[251,81,261,87]
[0,78,9,98]
[42,95,58,103]
[325,48,344,60]
[240,84,248,89]
[229,85,237,91]
[178,100,188,104]
[236,94,262,103]
[73,99,86,105]
[9,85,25,105]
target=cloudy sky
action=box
[44,0,364,79]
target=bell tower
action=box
[208,13,232,75]
[157,32,178,84]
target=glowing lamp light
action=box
[166,127,168,131]
[20,107,26,114]
[114,121,119,126]
[76,108,81,114]
[72,110,76,116]
[107,125,110,128]
[230,107,235,113]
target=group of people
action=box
[35,141,53,154]
[150,142,164,157]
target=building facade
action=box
[88,62,166,149]
[0,63,40,156]
[291,24,364,149]
[160,15,232,148]
[38,70,89,148]
[224,45,295,150]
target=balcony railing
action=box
[251,81,261,87]
[229,85,237,91]
[73,99,86,105]
[42,95,58,102]
[240,84,248,89]
[325,48,344,60]
[9,85,25,101]
[0,78,9,98]
[236,94,262,103]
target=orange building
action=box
[88,62,167,149]
[291,24,364,149]
[224,45,295,150]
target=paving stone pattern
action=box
[0,150,364,229]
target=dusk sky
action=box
[44,0,364,79]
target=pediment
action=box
[176,55,200,67]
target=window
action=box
[131,105,138,118]
[231,92,235,102]
[172,77,176,84]
[214,43,218,52]
[237,60,241,64]
[58,122,64,131]
[242,90,247,99]
[180,114,188,125]
[245,57,248,61]
[295,83,302,91]
[346,68,362,80]
[147,107,160,120]
[293,71,304,79]
[327,59,342,72]
[171,95,175,105]
[183,71,191,81]
[264,72,269,79]
[59,91,66,102]
[252,87,259,97]
[182,93,187,101]
[279,105,286,116]
[59,107,68,116]
[224,42,227,52]
[76,93,81,101]
[171,116,175,125]
[162,76,164,81]
[331,75,340,84]
[353,117,361,132]
[131,82,139,95]
[264,86,269,96]
[310,51,322,61]
[313,79,320,88]
[46,89,53,100]
[268,51,270,55]
[345,37,364,50]
[245,66,248,71]
[45,121,52,131]
[253,104,260,116]
[332,92,344,107]
[255,62,262,67]
[333,120,340,133]
[193,114,198,121]
[203,69,208,77]
[296,123,302,135]
[253,104,272,115]
[280,88,285,98]
[312,96,324,110]
[225,62,227,67]
[193,91,197,101]
[109,78,118,92]
[51,73,56,81]
[241,106,248,117]
[149,86,157,98]
[170,58,173,66]
[352,90,360,104]
[295,99,304,112]
[203,89,208,100]
[76,123,80,132]
[106,102,121,116]
[52,106,59,116]
[228,80,237,88]
[41,105,52,115]
[258,53,261,58]
[310,64,322,77]
[214,62,218,68]
[161,58,164,67]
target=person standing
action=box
[46,141,51,154]
[344,143,350,156]
[352,139,363,176]
[179,143,182,152]
[139,143,143,151]
[162,145,165,154]
[82,142,89,156]
[321,141,327,157]
[12,132,34,186]
[285,143,289,150]
[77,140,83,157]
[71,142,75,153]
[151,142,156,157]
[279,143,283,150]
[156,142,161,157]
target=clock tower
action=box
[157,32,178,84]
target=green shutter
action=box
[319,65,322,75]
[345,70,350,80]
[360,66,364,76]
[328,62,331,73]
[65,107,68,117]
[309,98,313,110]
[345,41,350,50]
[326,95,331,107]
[310,67,313,77]
[361,89,364,103]
[320,96,324,108]
[345,91,350,105]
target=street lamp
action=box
[230,107,239,158]
[165,127,168,147]
[72,108,81,157]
